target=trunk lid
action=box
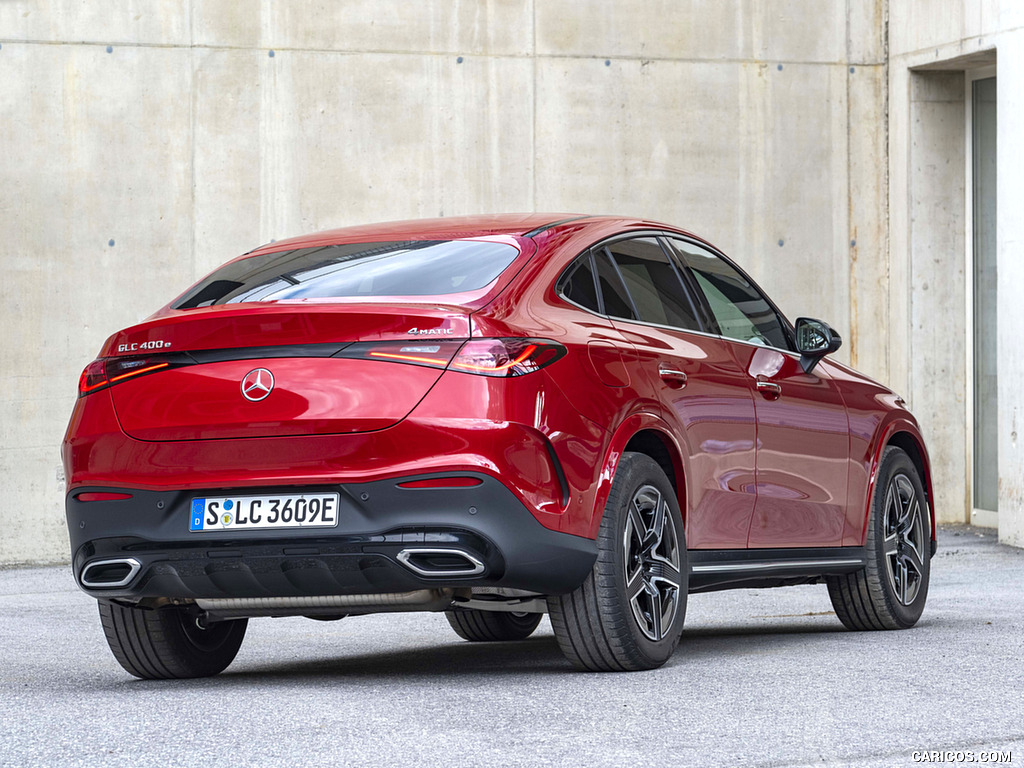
[103,304,469,441]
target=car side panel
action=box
[745,347,851,548]
[610,323,758,549]
[821,359,935,547]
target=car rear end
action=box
[64,233,598,621]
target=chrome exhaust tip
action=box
[80,558,141,588]
[396,548,486,577]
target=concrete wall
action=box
[887,0,1024,545]
[1,1,884,563]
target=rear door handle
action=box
[658,367,688,389]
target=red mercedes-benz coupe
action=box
[63,214,934,677]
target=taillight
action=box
[336,341,464,369]
[450,338,566,377]
[77,354,188,397]
[78,359,109,396]
[338,338,566,377]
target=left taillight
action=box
[77,355,187,397]
[78,359,110,396]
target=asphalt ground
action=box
[1,525,1022,768]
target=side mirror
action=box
[795,317,842,374]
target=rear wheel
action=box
[827,446,932,630]
[98,602,247,679]
[445,609,543,641]
[548,452,687,672]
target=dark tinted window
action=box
[557,254,600,312]
[605,238,701,331]
[667,238,790,349]
[173,240,519,308]
[593,249,637,320]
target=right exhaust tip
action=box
[396,548,486,577]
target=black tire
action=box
[827,446,932,630]
[445,609,543,641]
[547,452,688,672]
[98,602,248,679]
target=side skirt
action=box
[687,547,866,594]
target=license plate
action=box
[189,493,340,531]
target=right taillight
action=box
[335,341,465,370]
[336,338,565,377]
[449,338,566,377]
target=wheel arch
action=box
[862,421,935,546]
[587,414,687,539]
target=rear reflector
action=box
[76,492,134,502]
[397,477,484,489]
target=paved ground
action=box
[1,526,1022,768]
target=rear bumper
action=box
[63,369,607,537]
[67,474,597,601]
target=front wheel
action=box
[827,446,932,630]
[98,602,247,679]
[548,452,688,671]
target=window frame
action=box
[553,230,798,355]
[599,237,705,331]
[554,250,602,314]
[661,235,797,354]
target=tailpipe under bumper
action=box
[80,558,142,589]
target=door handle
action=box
[756,380,782,399]
[658,367,688,389]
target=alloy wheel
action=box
[882,473,926,606]
[623,484,683,641]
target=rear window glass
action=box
[557,254,600,312]
[173,240,520,308]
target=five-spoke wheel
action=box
[548,452,688,671]
[828,446,932,630]
[623,484,683,642]
[882,472,927,606]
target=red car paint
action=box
[63,213,934,550]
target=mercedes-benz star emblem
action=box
[241,368,274,402]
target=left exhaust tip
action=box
[80,558,141,588]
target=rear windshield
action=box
[173,240,520,308]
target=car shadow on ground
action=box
[89,618,868,690]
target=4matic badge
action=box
[407,327,453,336]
